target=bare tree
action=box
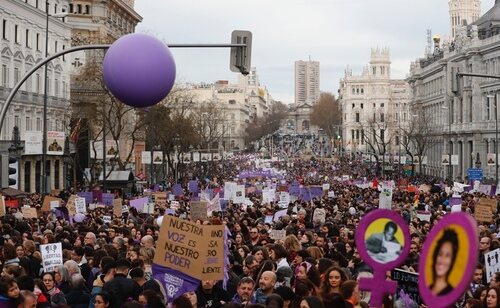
[359,116,395,176]
[400,111,435,174]
[310,92,342,140]
[245,101,288,143]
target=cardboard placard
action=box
[154,192,167,205]
[22,207,38,219]
[113,198,123,217]
[190,201,208,221]
[142,203,155,214]
[269,229,286,240]
[479,198,497,211]
[475,203,493,222]
[0,196,5,217]
[50,189,60,197]
[42,196,62,211]
[66,195,77,216]
[40,243,63,273]
[153,215,224,280]
[485,248,500,283]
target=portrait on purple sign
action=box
[364,218,404,264]
[418,213,478,308]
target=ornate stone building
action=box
[339,48,410,156]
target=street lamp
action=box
[41,2,68,195]
[487,93,498,186]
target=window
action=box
[352,88,355,94]
[380,113,385,122]
[35,74,40,93]
[26,117,31,131]
[352,103,355,109]
[2,65,8,87]
[14,68,19,85]
[373,67,376,75]
[62,45,65,61]
[355,113,360,122]
[77,4,82,13]
[381,103,384,107]
[351,130,355,140]
[25,29,30,47]
[55,79,59,96]
[2,20,7,40]
[54,41,58,53]
[14,115,20,128]
[356,130,359,140]
[85,5,90,14]
[380,129,385,142]
[14,25,19,43]
[69,4,73,13]
[361,103,364,109]
[361,130,364,144]
[54,4,57,14]
[361,88,364,94]
[395,136,400,145]
[36,118,41,130]
[36,33,40,50]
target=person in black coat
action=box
[102,259,141,308]
[64,274,91,308]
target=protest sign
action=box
[102,215,111,224]
[262,189,275,204]
[475,203,493,223]
[264,215,273,224]
[0,196,5,217]
[74,197,87,214]
[50,200,59,210]
[121,205,129,213]
[130,197,148,212]
[77,191,93,204]
[113,198,123,217]
[392,268,422,306]
[154,192,167,205]
[328,191,335,198]
[66,195,77,216]
[190,201,208,221]
[416,211,431,222]
[322,183,330,191]
[379,185,393,210]
[143,203,155,214]
[42,196,61,211]
[278,192,290,208]
[232,185,245,204]
[485,249,500,283]
[22,207,38,219]
[224,182,236,200]
[274,209,288,222]
[102,193,114,206]
[153,215,224,280]
[269,229,287,240]
[479,198,497,211]
[40,243,63,273]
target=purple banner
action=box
[77,192,93,204]
[300,187,311,201]
[289,182,301,197]
[220,199,228,211]
[102,193,114,206]
[152,264,199,303]
[310,186,323,199]
[172,184,183,197]
[449,196,462,206]
[130,197,148,211]
[92,190,103,203]
[188,180,199,193]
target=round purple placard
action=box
[355,209,410,270]
[418,213,479,308]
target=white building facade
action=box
[339,48,410,156]
[0,0,72,192]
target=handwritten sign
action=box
[22,207,38,219]
[113,199,123,217]
[190,201,208,221]
[269,229,286,240]
[142,203,155,214]
[102,193,115,206]
[485,249,500,283]
[154,192,167,205]
[40,243,63,273]
[154,215,224,280]
[74,197,86,214]
[392,268,422,306]
[102,215,111,224]
[42,196,61,212]
[475,203,493,222]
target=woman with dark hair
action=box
[252,246,269,265]
[299,295,325,308]
[430,229,459,296]
[295,261,321,288]
[319,266,347,297]
[266,294,284,308]
[484,286,500,308]
[94,291,112,308]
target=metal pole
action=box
[496,93,498,186]
[102,120,106,192]
[449,99,452,183]
[41,1,49,195]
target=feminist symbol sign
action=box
[355,209,410,307]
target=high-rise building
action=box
[295,59,320,105]
[449,0,481,38]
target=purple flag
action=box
[92,189,103,202]
[102,193,114,206]
[300,187,311,201]
[223,226,231,289]
[188,180,199,193]
[310,186,323,199]
[77,192,93,204]
[172,184,183,197]
[449,196,462,206]
[152,264,199,303]
[289,182,301,197]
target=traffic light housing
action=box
[230,30,252,75]
[1,154,17,188]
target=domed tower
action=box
[369,47,391,79]
[449,0,481,38]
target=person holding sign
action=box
[430,229,459,296]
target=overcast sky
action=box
[135,0,495,104]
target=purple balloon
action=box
[73,213,86,223]
[103,33,176,108]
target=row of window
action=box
[1,64,68,97]
[352,102,385,109]
[2,19,67,58]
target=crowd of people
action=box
[0,154,499,308]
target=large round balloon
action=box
[103,33,176,108]
[73,213,86,223]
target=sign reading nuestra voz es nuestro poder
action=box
[154,215,224,280]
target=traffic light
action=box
[0,154,17,188]
[230,30,252,75]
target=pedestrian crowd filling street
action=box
[1,153,500,308]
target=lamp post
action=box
[487,94,498,185]
[41,2,68,195]
[442,101,452,183]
